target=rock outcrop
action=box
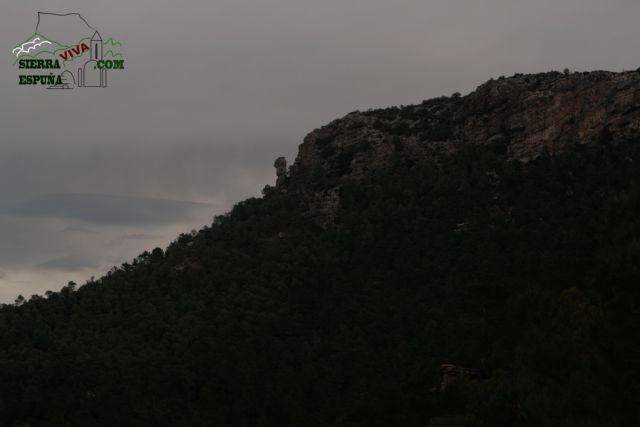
[458,71,640,161]
[292,71,640,176]
[274,156,287,186]
[282,70,640,223]
[435,364,484,392]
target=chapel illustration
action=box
[77,31,107,88]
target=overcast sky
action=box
[1,0,639,302]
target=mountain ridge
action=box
[0,70,639,426]
[277,70,640,225]
[292,70,640,174]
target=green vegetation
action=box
[0,131,639,426]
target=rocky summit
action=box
[280,70,640,222]
[293,71,640,171]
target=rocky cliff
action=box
[282,70,640,221]
[292,70,640,174]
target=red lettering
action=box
[59,43,91,62]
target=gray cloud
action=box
[36,257,98,272]
[105,233,160,248]
[0,141,283,207]
[62,225,97,234]
[2,0,640,302]
[121,233,158,241]
[3,193,212,225]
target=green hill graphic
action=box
[13,36,123,66]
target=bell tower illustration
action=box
[91,31,103,60]
[78,31,107,88]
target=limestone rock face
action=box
[282,70,640,224]
[293,71,640,176]
[458,71,640,161]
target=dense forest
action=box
[1,82,640,425]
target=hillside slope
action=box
[1,71,639,426]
